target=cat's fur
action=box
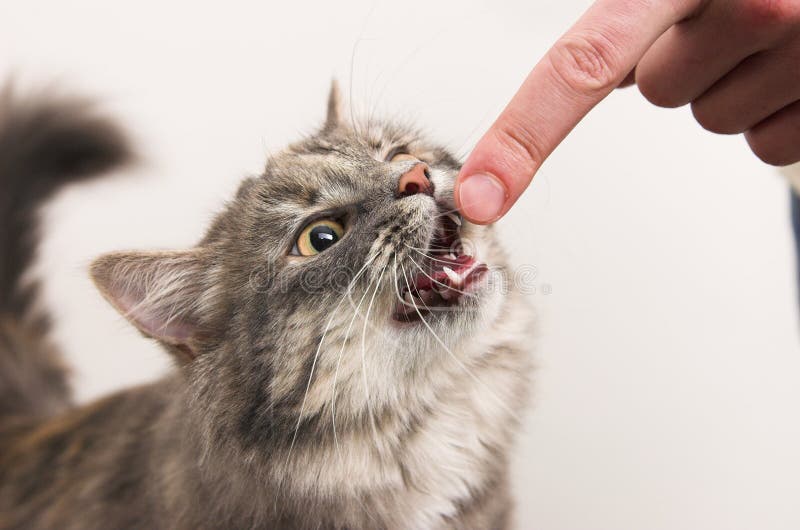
[0,83,534,529]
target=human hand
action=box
[455,0,800,224]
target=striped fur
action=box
[0,84,534,529]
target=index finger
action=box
[455,0,706,224]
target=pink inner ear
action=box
[116,293,194,344]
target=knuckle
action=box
[548,32,623,94]
[741,0,800,27]
[745,131,793,166]
[691,101,744,134]
[491,117,545,174]
[635,59,691,109]
[637,76,686,108]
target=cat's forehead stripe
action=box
[260,154,366,211]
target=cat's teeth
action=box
[403,291,415,307]
[419,289,435,305]
[442,266,460,285]
[446,213,462,227]
[447,253,457,260]
[440,288,456,301]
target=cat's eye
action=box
[293,219,345,256]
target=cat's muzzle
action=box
[394,210,488,323]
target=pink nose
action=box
[397,163,432,197]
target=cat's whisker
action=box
[406,250,508,288]
[397,260,469,315]
[1,66,535,528]
[404,252,479,299]
[360,265,387,454]
[367,30,445,126]
[390,259,454,313]
[403,245,480,271]
[284,252,378,474]
[391,258,415,307]
[403,243,455,252]
[399,264,521,423]
[328,268,383,527]
[348,10,369,138]
[330,261,382,454]
[342,260,381,313]
[447,109,497,161]
[431,205,467,219]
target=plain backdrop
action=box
[3,1,800,528]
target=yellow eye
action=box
[293,219,345,256]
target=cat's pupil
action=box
[309,225,339,252]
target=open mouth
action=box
[394,210,489,323]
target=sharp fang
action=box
[447,212,462,227]
[440,289,456,301]
[404,291,415,306]
[443,266,460,285]
[447,253,457,260]
[419,289,435,304]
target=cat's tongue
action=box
[397,254,488,321]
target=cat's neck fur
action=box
[158,291,532,529]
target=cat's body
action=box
[0,84,533,529]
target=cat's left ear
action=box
[90,249,211,363]
[323,78,344,132]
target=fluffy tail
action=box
[0,86,131,421]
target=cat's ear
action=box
[90,249,209,363]
[324,78,344,131]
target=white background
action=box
[2,1,800,528]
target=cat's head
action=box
[91,82,511,450]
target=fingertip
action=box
[455,171,509,225]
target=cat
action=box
[0,81,534,530]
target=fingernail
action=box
[457,173,507,223]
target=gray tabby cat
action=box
[0,82,533,529]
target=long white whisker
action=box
[284,252,378,470]
[431,205,468,219]
[403,244,458,253]
[449,109,497,160]
[347,2,378,138]
[330,265,382,452]
[398,263,520,422]
[369,29,446,121]
[326,265,386,527]
[360,265,387,451]
[274,258,374,516]
[404,252,479,299]
[404,244,481,269]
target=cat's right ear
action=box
[90,249,211,364]
[323,78,344,132]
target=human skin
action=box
[455,0,800,224]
